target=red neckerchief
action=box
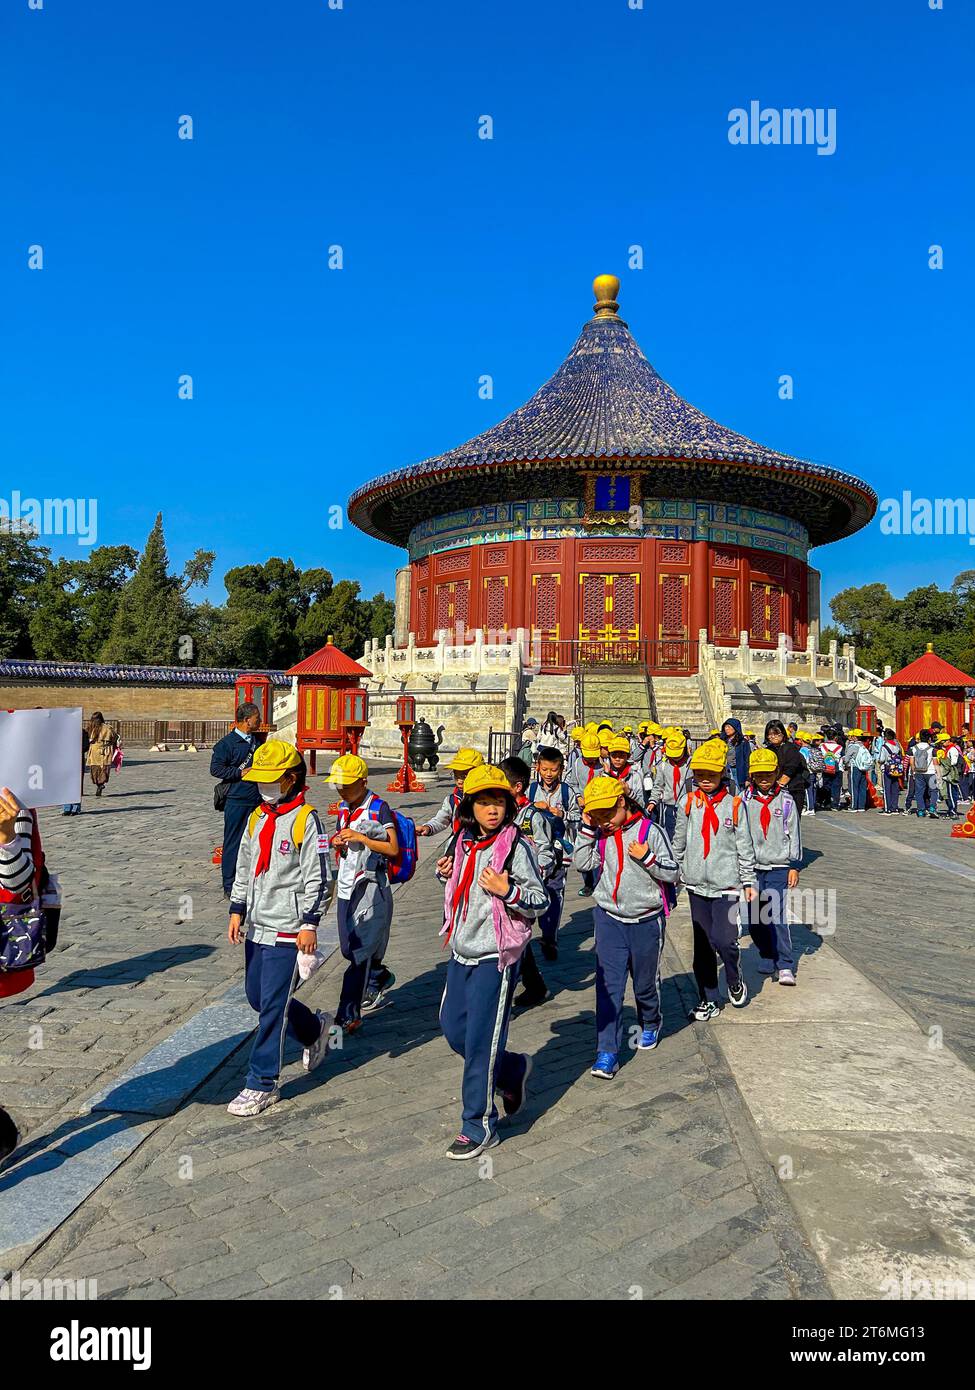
[445,830,504,944]
[698,788,729,859]
[671,759,686,801]
[611,813,644,904]
[611,763,632,780]
[752,787,779,839]
[515,794,529,807]
[451,787,463,834]
[254,791,305,876]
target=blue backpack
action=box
[339,795,418,885]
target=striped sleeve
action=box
[0,810,35,896]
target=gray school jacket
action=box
[671,787,757,898]
[230,801,334,947]
[648,757,695,809]
[742,788,802,870]
[573,818,679,923]
[438,832,548,963]
[514,801,557,878]
[422,788,462,836]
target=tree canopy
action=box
[822,578,975,676]
[2,516,394,669]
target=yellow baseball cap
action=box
[664,733,687,758]
[463,764,511,796]
[446,748,484,772]
[608,735,631,753]
[582,776,626,812]
[327,753,369,786]
[242,739,302,781]
[570,726,585,740]
[580,734,603,757]
[690,740,728,773]
[749,748,779,774]
[645,722,664,737]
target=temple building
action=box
[349,275,876,677]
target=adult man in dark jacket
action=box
[210,702,262,896]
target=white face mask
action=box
[258,782,283,803]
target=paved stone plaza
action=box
[1,754,973,1300]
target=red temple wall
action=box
[408,538,808,667]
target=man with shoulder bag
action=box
[210,702,263,897]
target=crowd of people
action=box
[2,703,971,1171]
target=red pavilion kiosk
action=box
[286,639,371,773]
[233,673,275,733]
[881,645,975,745]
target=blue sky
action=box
[5,0,972,618]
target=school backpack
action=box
[886,747,904,778]
[913,743,933,774]
[822,748,839,775]
[336,793,418,885]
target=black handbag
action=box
[214,780,233,812]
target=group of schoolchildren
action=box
[213,706,975,1160]
[789,722,974,819]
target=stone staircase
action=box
[648,674,712,742]
[577,669,653,729]
[519,672,577,726]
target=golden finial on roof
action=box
[926,642,934,652]
[593,274,620,318]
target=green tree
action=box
[28,558,81,659]
[101,514,212,664]
[0,529,51,657]
[219,558,308,668]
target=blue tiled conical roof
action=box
[348,278,876,548]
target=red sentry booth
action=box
[853,704,878,737]
[233,673,275,733]
[285,639,371,774]
[881,645,975,746]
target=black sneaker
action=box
[728,979,748,1008]
[689,999,719,1022]
[500,1055,532,1118]
[444,1132,499,1160]
[0,1106,20,1168]
[514,987,550,1010]
[540,941,558,962]
[361,970,396,1014]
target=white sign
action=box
[0,708,83,809]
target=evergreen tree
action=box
[101,515,185,664]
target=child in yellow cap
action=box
[645,732,694,843]
[672,740,757,1020]
[327,754,400,1032]
[574,776,679,1077]
[743,748,801,985]
[568,732,607,895]
[435,765,548,1159]
[417,749,483,838]
[226,741,335,1117]
[606,735,646,807]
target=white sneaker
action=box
[227,1087,281,1117]
[777,969,797,986]
[302,1010,336,1073]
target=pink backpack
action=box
[440,824,533,971]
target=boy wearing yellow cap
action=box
[574,776,679,1077]
[672,740,757,1020]
[646,732,694,842]
[743,748,801,984]
[637,722,665,790]
[328,754,400,1032]
[417,749,484,838]
[227,741,335,1116]
[569,732,608,895]
[436,765,548,1158]
[607,735,646,807]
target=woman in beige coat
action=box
[85,711,118,797]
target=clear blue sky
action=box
[5,0,972,618]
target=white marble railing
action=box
[361,629,526,680]
[700,630,861,688]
